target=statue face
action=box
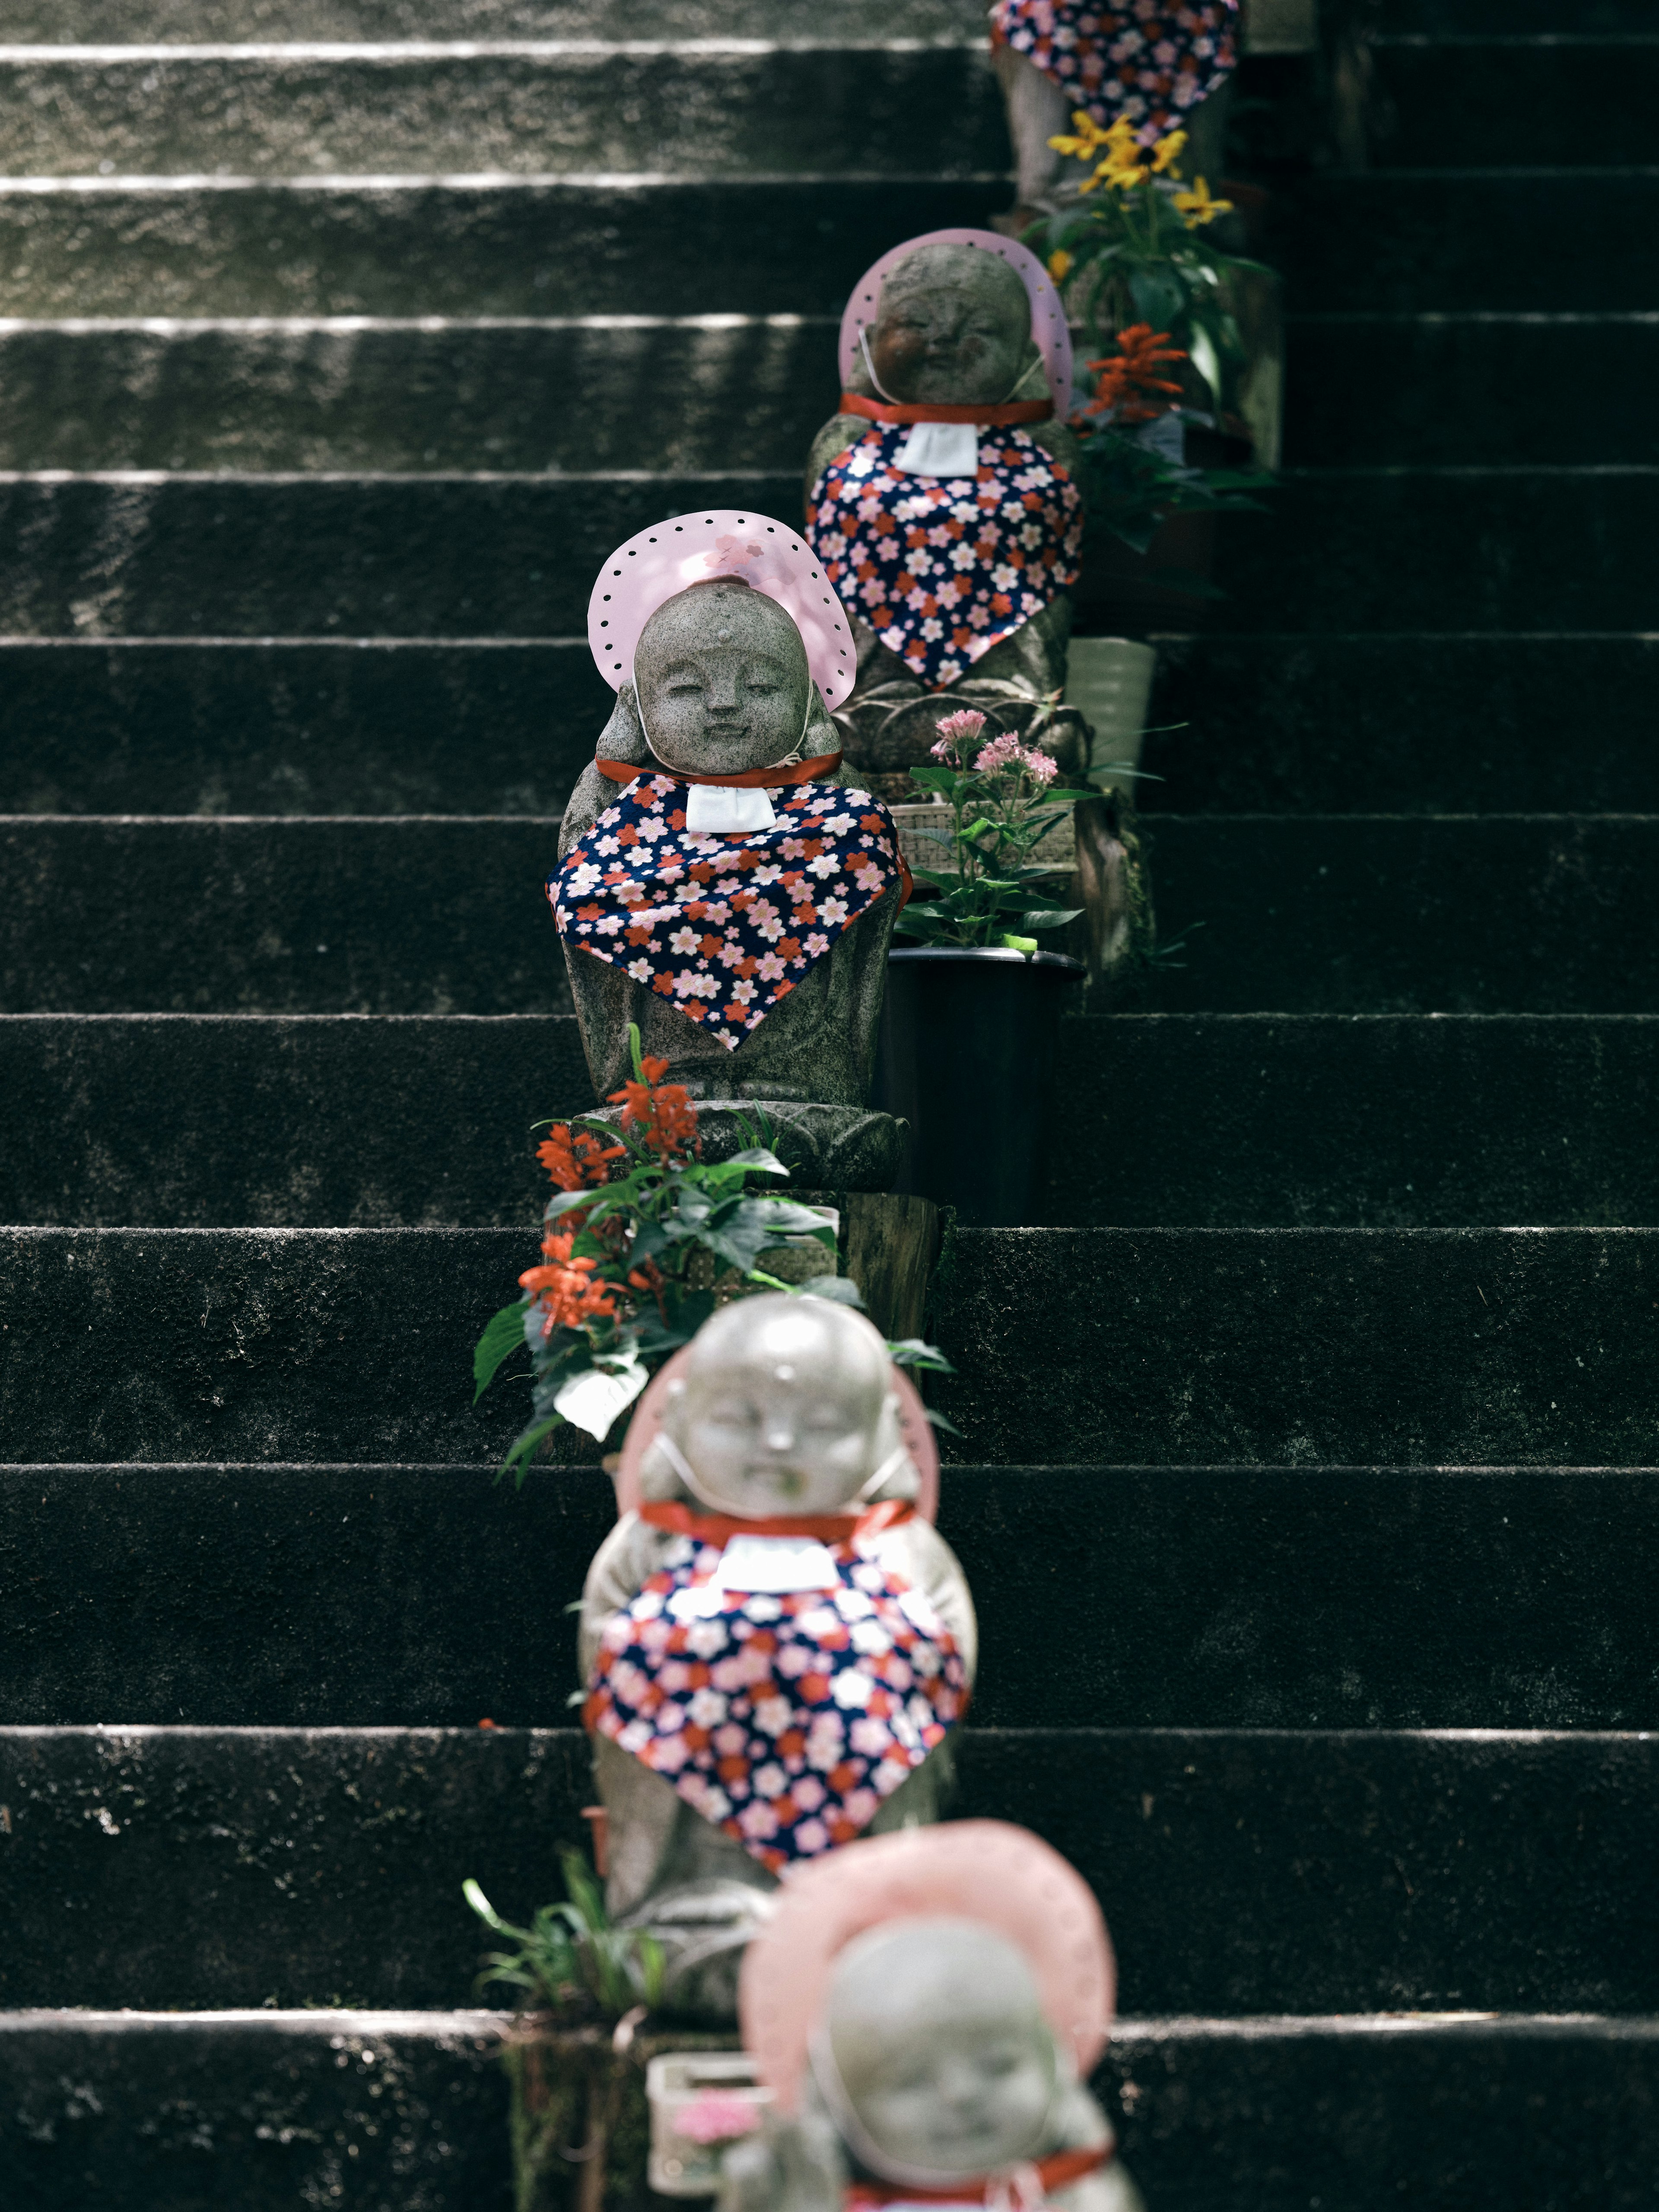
[869,248,1033,407]
[662,1294,891,1516]
[824,1921,1058,2177]
[634,581,812,776]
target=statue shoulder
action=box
[806,413,868,495]
[1030,416,1084,474]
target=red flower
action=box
[519,1228,620,1332]
[1087,324,1189,423]
[537,1122,625,1192]
[609,1061,700,1160]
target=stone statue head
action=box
[634,578,815,779]
[659,1293,897,1516]
[818,1917,1061,2178]
[868,244,1040,408]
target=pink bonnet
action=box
[738,1821,1116,2114]
[587,509,857,711]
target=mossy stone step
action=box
[7,1461,1659,1732]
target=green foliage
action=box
[464,1847,665,2020]
[901,731,1085,953]
[473,1300,531,1403]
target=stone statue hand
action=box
[718,2107,846,2212]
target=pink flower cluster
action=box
[677,2092,762,2147]
[974,733,1060,785]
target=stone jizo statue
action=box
[804,232,1091,801]
[550,510,913,1189]
[725,1821,1145,2212]
[578,1294,977,2022]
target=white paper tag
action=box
[894,421,982,478]
[712,1533,842,1595]
[685,782,778,834]
[553,1357,649,1441]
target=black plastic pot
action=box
[872,948,1085,1227]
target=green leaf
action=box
[886,1337,956,1374]
[1019,907,1085,929]
[999,934,1039,954]
[723,1147,791,1176]
[799,1276,866,1308]
[473,1300,531,1403]
[496,1412,564,1489]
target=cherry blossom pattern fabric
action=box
[806,423,1084,691]
[585,1529,968,1873]
[990,0,1239,140]
[549,773,904,1049]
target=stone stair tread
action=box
[0,173,1648,319]
[1368,32,1659,171]
[1,1724,1656,2015]
[0,312,1644,472]
[0,44,1005,182]
[3,2005,1652,2212]
[0,467,1648,634]
[1147,635,1659,814]
[7,1461,1659,1732]
[9,817,1657,1014]
[6,1011,1659,1225]
[1,1226,1654,1467]
[0,637,1651,819]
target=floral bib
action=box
[990,0,1239,139]
[549,773,905,1050]
[585,1515,969,1875]
[806,423,1083,691]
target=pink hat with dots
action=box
[587,509,858,712]
[838,229,1075,419]
[738,1821,1116,2115]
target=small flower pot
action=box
[873,948,1084,1227]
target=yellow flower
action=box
[1048,108,1114,160]
[1150,129,1187,177]
[1047,249,1074,282]
[1173,175,1233,227]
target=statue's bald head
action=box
[661,1294,893,1515]
[633,579,812,775]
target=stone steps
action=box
[8,1461,1659,1731]
[2,1724,1656,2015]
[6,1011,1659,1225]
[10,816,1658,1012]
[0,636,1652,818]
[16,0,992,42]
[0,467,1650,635]
[0,311,1648,474]
[1146,636,1659,814]
[3,2008,1649,2212]
[1371,33,1659,170]
[1,171,1649,320]
[3,1225,1655,1465]
[0,42,1005,180]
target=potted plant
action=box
[874,709,1089,1227]
[464,1850,742,2212]
[472,1029,947,1480]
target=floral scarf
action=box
[990,0,1239,139]
[806,422,1083,691]
[549,772,905,1049]
[585,1510,968,1875]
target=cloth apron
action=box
[989,0,1239,140]
[585,1504,969,1875]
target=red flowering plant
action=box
[473,1026,938,1482]
[900,708,1087,955]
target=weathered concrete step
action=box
[1383,0,1649,28]
[10,818,1656,1019]
[0,640,601,817]
[0,469,1647,636]
[0,1726,1654,2014]
[0,2010,513,2210]
[0,45,1002,181]
[1,636,1651,821]
[1146,635,1659,815]
[9,1462,1659,1732]
[1370,35,1659,170]
[0,819,572,1015]
[0,177,1009,320]
[7,1014,1659,1226]
[1,1227,1654,1465]
[1277,172,1659,313]
[0,317,839,474]
[4,2012,1650,2212]
[15,0,988,44]
[1137,817,1659,1016]
[0,173,1643,321]
[0,314,1644,475]
[1287,315,1659,468]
